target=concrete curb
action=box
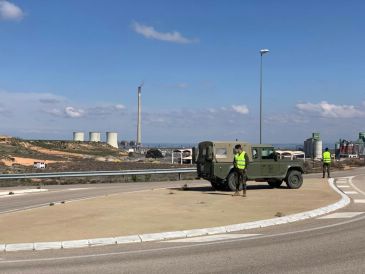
[1,178,351,252]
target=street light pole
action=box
[259,49,269,144]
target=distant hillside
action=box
[0,137,127,169]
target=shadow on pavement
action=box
[169,184,289,194]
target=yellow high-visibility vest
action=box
[323,151,331,164]
[234,152,246,169]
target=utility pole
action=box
[259,49,270,144]
[137,84,142,150]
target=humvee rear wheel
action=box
[267,179,283,188]
[285,170,303,189]
[227,172,243,191]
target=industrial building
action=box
[89,132,101,142]
[336,132,365,159]
[106,132,118,148]
[72,131,119,148]
[73,132,85,142]
[304,133,323,159]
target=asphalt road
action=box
[0,168,364,273]
[1,167,362,214]
[0,180,199,214]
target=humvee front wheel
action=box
[227,172,243,191]
[285,170,303,189]
[267,179,283,188]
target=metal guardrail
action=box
[0,168,197,180]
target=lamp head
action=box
[260,49,270,55]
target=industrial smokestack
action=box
[137,85,142,147]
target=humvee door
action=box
[259,147,282,177]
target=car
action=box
[194,141,304,191]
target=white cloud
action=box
[114,104,125,110]
[0,0,24,21]
[164,82,189,90]
[64,107,85,118]
[232,105,249,115]
[3,89,363,143]
[265,113,309,124]
[296,101,365,118]
[44,108,63,117]
[176,83,189,89]
[132,22,197,44]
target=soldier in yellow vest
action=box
[322,147,331,178]
[233,144,250,197]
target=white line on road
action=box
[2,214,365,265]
[0,194,26,199]
[165,234,261,243]
[348,179,365,196]
[343,191,359,195]
[337,185,350,188]
[318,212,364,219]
[0,189,48,197]
[67,188,94,191]
[354,199,365,204]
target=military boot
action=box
[242,189,247,197]
[232,191,240,197]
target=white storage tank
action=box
[73,132,84,142]
[314,140,323,159]
[106,132,118,148]
[89,132,101,142]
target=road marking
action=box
[165,234,261,243]
[337,185,350,188]
[0,189,48,198]
[343,191,359,195]
[354,199,365,204]
[67,188,94,191]
[318,212,364,219]
[0,193,26,199]
[348,180,365,196]
[2,214,365,265]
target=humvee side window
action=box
[215,148,227,158]
[252,148,258,159]
[262,148,275,159]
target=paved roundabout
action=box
[0,167,364,273]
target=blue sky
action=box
[0,0,364,144]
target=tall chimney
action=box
[137,85,142,146]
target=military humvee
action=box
[195,141,304,191]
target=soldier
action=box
[322,147,331,178]
[233,144,249,197]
